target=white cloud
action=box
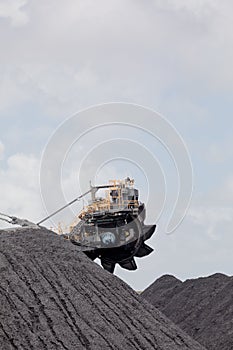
[224,176,233,195]
[155,0,218,15]
[187,171,233,240]
[0,140,4,159]
[0,153,43,226]
[0,0,29,27]
[206,138,233,164]
[0,0,233,118]
[188,206,233,239]
[0,67,31,113]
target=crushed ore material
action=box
[142,274,233,350]
[0,228,206,350]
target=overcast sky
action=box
[0,0,233,290]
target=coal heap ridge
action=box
[0,228,205,350]
[142,273,233,350]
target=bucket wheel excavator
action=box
[0,178,156,274]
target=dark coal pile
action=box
[142,274,233,350]
[0,228,206,350]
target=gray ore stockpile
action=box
[0,227,206,350]
[142,274,233,350]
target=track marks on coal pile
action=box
[71,265,190,350]
[39,260,135,350]
[41,263,113,350]
[29,256,128,350]
[0,252,85,349]
[29,255,156,350]
[91,274,171,349]
[72,262,158,349]
[73,277,154,350]
[0,323,18,350]
[0,229,206,350]
[0,257,49,349]
[30,262,89,348]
